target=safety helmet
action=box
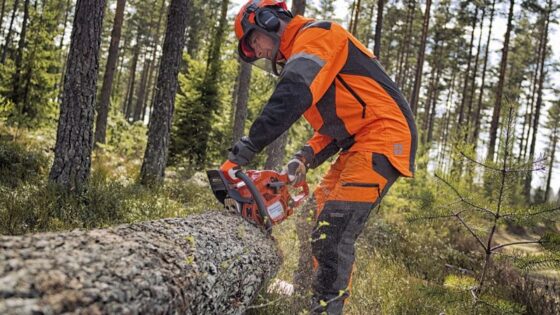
[234,0,292,75]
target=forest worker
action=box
[221,0,418,313]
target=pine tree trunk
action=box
[0,0,7,37]
[351,0,362,35]
[373,0,384,58]
[1,0,19,63]
[364,2,374,47]
[140,0,189,186]
[409,0,431,115]
[545,128,557,201]
[49,0,106,192]
[467,6,485,140]
[94,0,127,145]
[133,56,151,122]
[396,0,415,89]
[144,0,167,124]
[458,5,478,127]
[426,64,441,144]
[291,0,306,15]
[0,212,280,315]
[438,63,456,171]
[54,0,73,101]
[232,60,252,145]
[11,0,30,113]
[348,1,356,36]
[525,0,551,201]
[473,0,495,146]
[422,42,438,143]
[522,21,547,162]
[487,0,514,162]
[124,32,141,120]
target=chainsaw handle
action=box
[234,170,273,232]
[276,172,310,208]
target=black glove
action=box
[283,157,307,185]
[228,136,259,166]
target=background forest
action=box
[0,0,559,314]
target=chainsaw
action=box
[206,169,309,232]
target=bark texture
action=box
[140,0,189,186]
[0,212,280,315]
[49,0,106,191]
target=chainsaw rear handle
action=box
[234,170,273,232]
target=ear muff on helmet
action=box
[255,8,280,32]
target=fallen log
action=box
[0,211,281,314]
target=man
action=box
[221,0,417,313]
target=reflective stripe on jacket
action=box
[247,16,417,177]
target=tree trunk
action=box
[422,46,438,143]
[11,0,30,113]
[0,212,280,315]
[437,62,456,171]
[133,56,151,122]
[409,0,431,116]
[373,0,384,58]
[124,32,141,120]
[94,0,127,145]
[364,2,375,47]
[95,0,126,143]
[264,131,289,170]
[487,0,514,162]
[144,0,167,124]
[232,60,252,145]
[545,126,557,201]
[396,0,415,89]
[525,0,552,201]
[1,0,19,63]
[140,0,189,186]
[291,0,306,16]
[55,0,73,101]
[473,0,495,147]
[427,54,442,144]
[351,0,362,36]
[49,0,106,192]
[0,0,7,39]
[291,198,316,312]
[467,5,485,141]
[457,5,478,126]
[522,16,547,162]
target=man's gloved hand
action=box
[283,157,307,186]
[228,136,259,166]
[220,160,241,183]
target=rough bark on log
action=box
[0,211,281,315]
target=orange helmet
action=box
[234,0,292,69]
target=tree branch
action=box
[502,206,560,218]
[455,214,488,252]
[434,173,495,217]
[491,240,542,252]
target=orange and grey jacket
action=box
[247,16,417,177]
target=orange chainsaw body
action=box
[207,169,309,229]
